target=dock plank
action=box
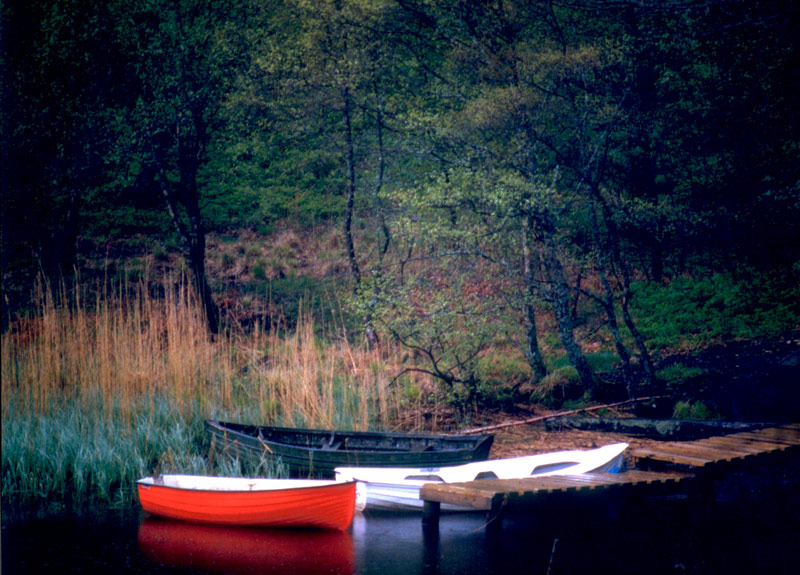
[701,436,793,453]
[629,425,800,469]
[636,441,755,462]
[420,484,497,510]
[692,436,778,451]
[731,430,800,445]
[419,471,694,512]
[628,447,716,467]
[643,441,752,457]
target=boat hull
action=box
[205,420,494,477]
[137,475,356,530]
[338,443,628,512]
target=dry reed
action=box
[1,272,410,503]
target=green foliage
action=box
[585,352,622,373]
[252,262,267,280]
[530,367,584,409]
[655,363,707,389]
[4,0,799,408]
[631,272,800,350]
[672,400,722,422]
[477,352,531,388]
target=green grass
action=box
[655,363,707,389]
[631,271,800,350]
[0,393,288,506]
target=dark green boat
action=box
[205,420,494,477]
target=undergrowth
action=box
[631,271,800,350]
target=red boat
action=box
[137,475,356,530]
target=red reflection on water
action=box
[138,517,354,574]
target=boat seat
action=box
[320,432,342,450]
[530,462,579,475]
[474,471,498,480]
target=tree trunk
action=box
[621,283,654,387]
[155,148,219,335]
[342,86,361,289]
[50,187,80,277]
[522,214,547,381]
[551,276,595,393]
[538,212,595,393]
[342,85,380,349]
[589,196,634,394]
[600,191,655,388]
[186,205,219,335]
[598,265,634,394]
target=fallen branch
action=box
[460,396,667,435]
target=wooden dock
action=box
[419,424,799,532]
[420,470,693,532]
[628,423,800,470]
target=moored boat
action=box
[136,475,356,530]
[335,442,628,512]
[205,419,494,477]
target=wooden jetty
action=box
[628,423,800,470]
[419,424,800,533]
[420,470,693,533]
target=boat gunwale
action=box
[205,419,493,447]
[136,475,354,495]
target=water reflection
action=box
[138,518,354,574]
[351,512,492,575]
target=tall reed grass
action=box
[1,272,407,505]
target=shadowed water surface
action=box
[3,459,799,574]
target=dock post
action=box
[422,500,441,531]
[485,494,506,536]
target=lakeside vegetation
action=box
[1,274,419,505]
[3,264,797,506]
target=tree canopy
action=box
[3,0,798,395]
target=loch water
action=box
[3,459,799,575]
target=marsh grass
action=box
[1,273,405,505]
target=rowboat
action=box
[205,420,494,477]
[138,518,354,573]
[136,475,356,530]
[335,442,628,512]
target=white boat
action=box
[335,442,628,512]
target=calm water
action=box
[3,461,799,575]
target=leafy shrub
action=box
[631,271,800,350]
[252,262,266,280]
[655,363,707,389]
[530,366,583,409]
[672,400,722,421]
[585,351,621,372]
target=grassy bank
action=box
[1,274,411,505]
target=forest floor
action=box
[419,332,800,460]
